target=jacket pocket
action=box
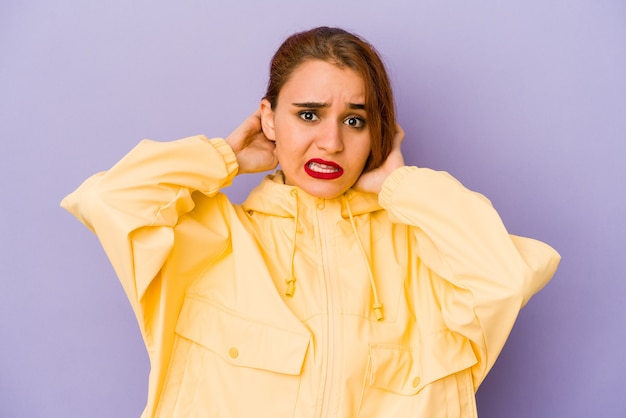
[176,295,310,374]
[369,330,476,395]
[358,330,478,417]
[157,295,310,417]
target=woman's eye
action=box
[344,116,365,128]
[298,111,319,122]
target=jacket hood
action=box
[241,171,382,218]
[242,171,386,320]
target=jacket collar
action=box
[241,171,382,218]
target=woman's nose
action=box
[316,122,344,153]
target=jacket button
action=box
[412,377,420,388]
[228,347,239,359]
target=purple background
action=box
[1,1,625,417]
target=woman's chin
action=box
[296,180,351,200]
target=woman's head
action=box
[263,26,395,173]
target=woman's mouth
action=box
[304,159,344,179]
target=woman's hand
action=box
[354,124,406,194]
[226,108,278,174]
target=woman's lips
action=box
[304,158,344,180]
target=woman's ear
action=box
[260,99,276,141]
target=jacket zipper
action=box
[317,201,338,418]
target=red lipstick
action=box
[304,158,344,180]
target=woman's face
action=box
[261,59,372,199]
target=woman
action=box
[61,27,560,417]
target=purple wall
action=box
[1,1,625,417]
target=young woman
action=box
[62,26,560,418]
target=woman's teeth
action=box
[308,162,339,173]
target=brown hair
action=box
[264,26,396,172]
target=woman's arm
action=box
[62,106,276,305]
[362,125,560,387]
[378,165,560,388]
[61,136,239,315]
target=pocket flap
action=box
[369,330,477,395]
[175,296,310,376]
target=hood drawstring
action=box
[285,189,299,297]
[284,189,384,322]
[344,195,385,322]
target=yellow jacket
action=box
[61,135,560,418]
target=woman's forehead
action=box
[278,60,365,105]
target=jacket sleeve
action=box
[378,166,560,388]
[60,135,239,334]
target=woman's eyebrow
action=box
[292,102,366,110]
[292,102,328,109]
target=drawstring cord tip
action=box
[285,276,296,297]
[373,303,384,321]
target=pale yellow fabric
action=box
[61,135,560,418]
